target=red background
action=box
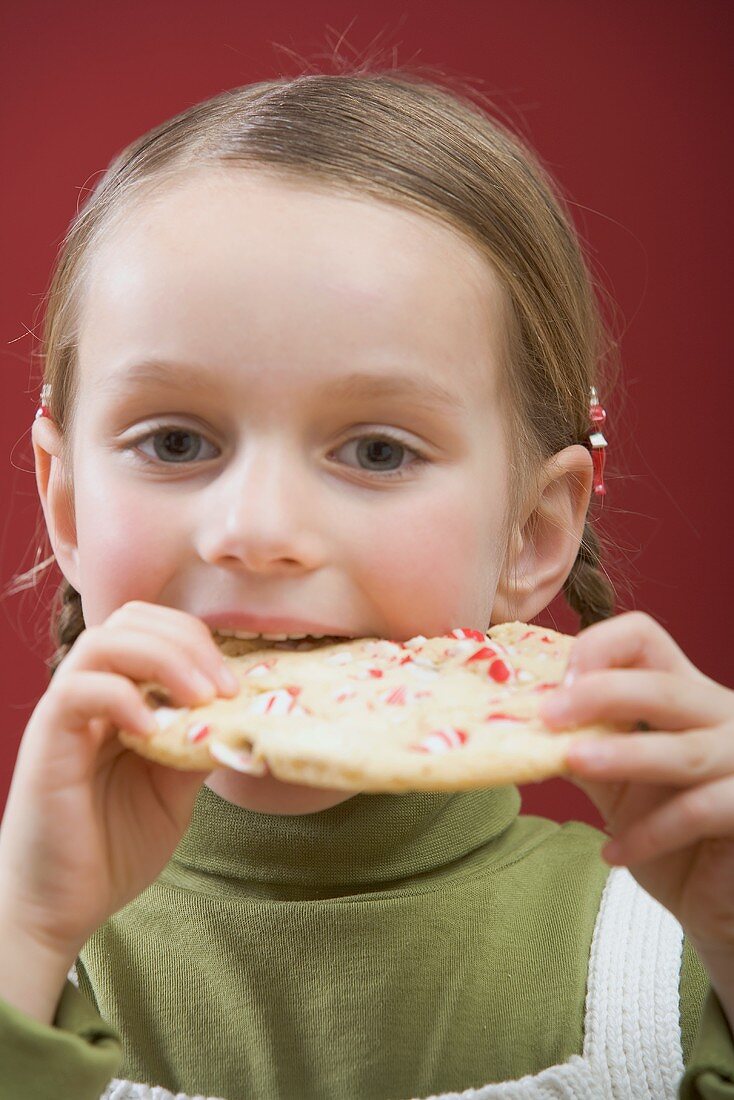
[1,1,731,825]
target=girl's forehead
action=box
[79,172,507,406]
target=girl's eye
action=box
[330,434,424,478]
[133,427,218,465]
[128,425,425,479]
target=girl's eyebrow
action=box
[99,357,467,414]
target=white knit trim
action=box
[101,1087,226,1100]
[101,1087,225,1100]
[418,866,686,1099]
[67,868,685,1099]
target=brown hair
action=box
[7,60,621,676]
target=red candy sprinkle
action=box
[245,660,276,677]
[462,646,513,683]
[187,722,211,744]
[447,628,486,642]
[464,646,499,665]
[518,630,553,644]
[488,658,511,683]
[484,711,523,722]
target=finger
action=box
[601,775,734,865]
[60,628,228,707]
[540,668,732,731]
[105,600,212,642]
[563,611,702,684]
[566,728,734,787]
[102,604,232,690]
[41,670,158,743]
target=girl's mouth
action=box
[212,630,354,651]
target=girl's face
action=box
[34,169,589,814]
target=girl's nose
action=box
[193,444,325,572]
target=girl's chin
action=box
[203,765,358,815]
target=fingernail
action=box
[219,667,240,693]
[570,741,612,765]
[189,670,216,699]
[563,666,577,688]
[541,690,572,720]
[141,710,159,735]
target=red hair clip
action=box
[587,385,608,499]
[35,384,53,421]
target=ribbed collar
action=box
[161,782,522,901]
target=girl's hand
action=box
[0,601,238,962]
[539,611,734,952]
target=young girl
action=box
[1,67,732,1100]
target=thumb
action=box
[147,765,213,832]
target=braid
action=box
[47,578,86,678]
[562,518,616,629]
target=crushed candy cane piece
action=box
[446,639,479,657]
[325,650,355,665]
[406,664,440,680]
[464,645,501,665]
[448,628,487,642]
[365,640,403,657]
[187,721,211,744]
[488,659,512,683]
[333,686,358,703]
[378,684,432,707]
[248,689,308,716]
[153,706,181,731]
[350,666,384,680]
[412,726,469,754]
[245,661,276,677]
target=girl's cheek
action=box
[73,469,182,620]
[359,487,499,633]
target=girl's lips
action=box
[200,612,358,637]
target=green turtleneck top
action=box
[1,782,733,1099]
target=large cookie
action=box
[118,622,631,791]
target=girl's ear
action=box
[491,445,593,625]
[31,416,81,591]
